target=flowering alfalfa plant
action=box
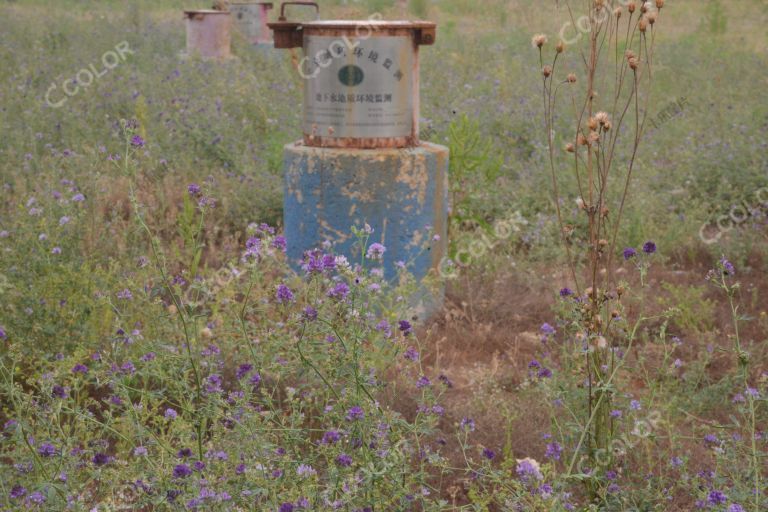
[534,0,668,498]
[0,122,448,510]
[704,257,764,511]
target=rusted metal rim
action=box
[184,10,232,16]
[301,20,435,30]
[303,135,420,150]
[228,2,274,6]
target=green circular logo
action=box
[338,65,364,87]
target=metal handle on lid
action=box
[278,1,319,21]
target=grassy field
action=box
[0,0,766,510]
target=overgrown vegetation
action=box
[0,0,766,510]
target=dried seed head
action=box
[577,134,588,146]
[588,117,599,131]
[576,197,586,209]
[201,327,213,339]
[603,120,612,131]
[567,73,577,83]
[565,142,576,153]
[611,309,620,318]
[601,206,610,217]
[532,34,548,48]
[628,1,636,13]
[641,1,653,13]
[595,111,610,125]
[614,7,622,18]
[617,285,625,296]
[542,65,553,77]
[588,131,600,144]
[598,239,608,247]
[639,17,648,32]
[585,286,595,298]
[656,0,665,8]
[629,56,639,70]
[647,11,658,24]
[556,41,565,53]
[626,49,636,60]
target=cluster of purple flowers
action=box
[623,240,657,260]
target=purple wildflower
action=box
[559,287,573,297]
[366,243,386,261]
[416,375,431,388]
[236,364,253,380]
[296,464,316,477]
[173,464,192,478]
[164,408,178,420]
[28,491,46,504]
[38,443,57,458]
[642,241,657,254]
[516,458,543,482]
[327,282,349,300]
[130,135,145,147]
[72,363,88,374]
[545,441,562,460]
[92,453,111,466]
[321,430,341,444]
[116,288,133,300]
[52,385,68,399]
[177,448,193,458]
[249,372,261,388]
[719,257,735,276]
[9,485,27,499]
[482,448,496,460]
[188,183,201,197]
[266,235,285,252]
[276,284,295,304]
[346,406,364,421]
[707,490,727,505]
[335,453,353,467]
[302,306,318,321]
[623,247,637,260]
[404,347,419,361]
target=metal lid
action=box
[299,20,436,30]
[183,10,232,15]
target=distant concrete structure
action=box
[229,2,274,46]
[182,10,233,60]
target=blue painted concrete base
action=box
[283,141,449,317]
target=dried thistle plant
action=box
[535,0,666,485]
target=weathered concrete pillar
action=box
[283,142,448,284]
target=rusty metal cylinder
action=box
[270,13,436,149]
[184,10,233,60]
[229,2,274,45]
